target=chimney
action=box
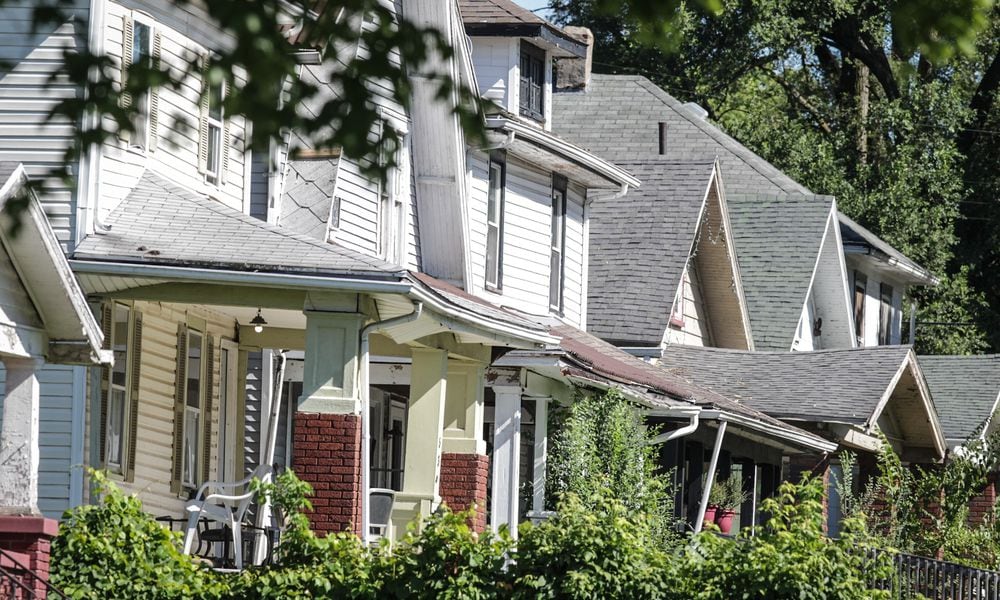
[555,26,593,92]
[658,122,668,154]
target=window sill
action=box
[485,284,502,295]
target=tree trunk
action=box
[856,61,870,166]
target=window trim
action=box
[181,327,206,490]
[485,150,506,293]
[549,174,568,313]
[105,302,134,475]
[204,79,224,184]
[519,41,546,122]
[127,15,154,152]
[853,271,867,345]
[878,282,894,345]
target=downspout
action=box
[649,412,699,445]
[693,421,727,534]
[360,301,423,543]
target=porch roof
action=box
[0,163,108,365]
[72,170,404,280]
[499,322,836,452]
[586,158,716,346]
[659,344,945,456]
[920,354,1000,447]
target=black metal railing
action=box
[866,547,1000,599]
[0,547,68,599]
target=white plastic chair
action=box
[369,488,396,544]
[181,464,271,570]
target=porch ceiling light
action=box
[250,308,268,334]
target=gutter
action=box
[649,412,700,445]
[485,116,640,190]
[360,302,423,544]
[69,259,413,294]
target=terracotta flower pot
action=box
[703,505,719,528]
[715,509,737,535]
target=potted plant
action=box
[704,479,726,527]
[713,474,749,535]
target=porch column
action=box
[491,385,522,538]
[0,357,43,515]
[440,361,488,531]
[292,311,363,536]
[394,348,448,532]
[531,397,549,515]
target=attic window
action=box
[519,42,545,122]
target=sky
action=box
[516,0,553,19]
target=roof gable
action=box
[920,354,1000,445]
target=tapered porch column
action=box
[0,357,43,515]
[491,385,523,538]
[292,310,363,535]
[393,348,448,533]
[440,362,488,531]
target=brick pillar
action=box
[0,516,58,598]
[439,453,490,532]
[292,412,362,536]
[968,472,997,526]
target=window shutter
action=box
[148,30,162,152]
[120,15,134,144]
[201,335,215,483]
[197,60,210,174]
[170,323,188,495]
[98,304,112,466]
[124,312,143,482]
[219,81,231,184]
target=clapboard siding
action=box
[811,215,854,349]
[106,301,236,517]
[468,154,586,323]
[664,266,712,347]
[470,37,515,111]
[0,1,87,245]
[98,1,247,224]
[0,364,78,519]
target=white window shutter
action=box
[220,80,232,184]
[120,15,134,144]
[148,30,161,151]
[197,59,210,174]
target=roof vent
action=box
[682,102,709,120]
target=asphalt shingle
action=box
[587,158,716,345]
[659,344,914,424]
[920,355,1000,444]
[458,0,546,25]
[726,193,835,351]
[279,157,339,242]
[73,171,404,278]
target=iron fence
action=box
[866,547,1000,599]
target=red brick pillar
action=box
[292,412,362,536]
[439,453,490,532]
[0,516,58,598]
[969,472,997,526]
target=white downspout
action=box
[649,412,700,445]
[694,421,727,534]
[360,301,423,543]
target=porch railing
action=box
[866,547,1000,599]
[0,547,68,600]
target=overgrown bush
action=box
[546,389,676,542]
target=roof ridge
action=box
[664,343,914,356]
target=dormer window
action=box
[519,42,545,122]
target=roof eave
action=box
[700,409,838,453]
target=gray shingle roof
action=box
[0,162,17,185]
[587,158,715,345]
[73,171,404,279]
[458,0,546,25]
[279,158,339,241]
[552,75,810,195]
[726,193,834,351]
[920,355,1000,444]
[659,344,914,425]
[839,212,936,285]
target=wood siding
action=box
[0,0,88,246]
[87,301,236,517]
[665,265,712,347]
[98,1,247,224]
[470,37,515,111]
[468,152,585,325]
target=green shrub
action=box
[50,470,232,600]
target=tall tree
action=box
[551,0,998,354]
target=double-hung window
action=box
[106,304,131,471]
[205,80,224,184]
[549,175,567,312]
[485,150,506,291]
[519,42,545,122]
[878,283,894,345]
[853,271,867,345]
[182,329,204,489]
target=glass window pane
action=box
[209,82,223,121]
[112,305,129,387]
[107,388,126,466]
[207,124,221,175]
[187,332,202,409]
[133,23,150,65]
[486,227,499,285]
[183,408,199,485]
[549,250,561,307]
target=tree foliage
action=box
[551,0,1000,354]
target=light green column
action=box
[393,347,448,531]
[297,312,362,414]
[442,361,486,455]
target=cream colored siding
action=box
[330,155,380,256]
[665,266,712,347]
[468,151,490,290]
[99,1,247,224]
[562,183,585,325]
[0,1,87,245]
[99,301,235,517]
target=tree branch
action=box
[959,49,1000,154]
[767,72,834,135]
